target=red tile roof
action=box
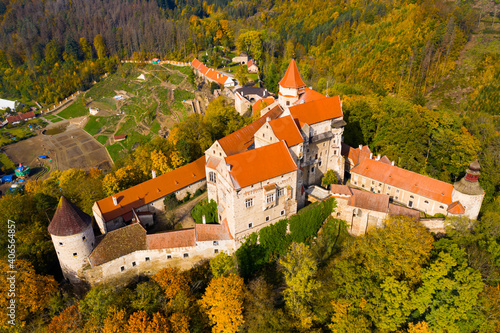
[379,155,392,165]
[191,58,231,86]
[279,60,306,89]
[247,59,254,67]
[95,157,206,222]
[196,220,233,241]
[48,197,92,236]
[218,105,283,156]
[7,111,35,123]
[351,159,454,204]
[114,134,126,140]
[252,97,275,117]
[89,223,147,266]
[225,141,297,189]
[294,88,326,105]
[206,156,220,170]
[289,96,343,127]
[345,144,372,166]
[330,184,353,196]
[447,201,465,214]
[268,115,303,147]
[147,229,196,250]
[388,203,420,220]
[348,188,390,213]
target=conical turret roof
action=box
[279,60,306,89]
[48,197,92,236]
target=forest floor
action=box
[426,2,500,110]
[44,63,211,162]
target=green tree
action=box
[321,169,338,189]
[45,39,62,65]
[237,31,263,61]
[94,34,108,59]
[79,37,93,60]
[210,252,236,278]
[235,65,249,86]
[280,242,321,330]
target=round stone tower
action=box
[48,196,95,283]
[451,160,485,220]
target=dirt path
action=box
[176,192,208,228]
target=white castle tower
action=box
[278,59,306,107]
[451,160,485,220]
[48,196,95,283]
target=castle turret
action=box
[278,60,306,107]
[48,197,95,283]
[451,160,485,220]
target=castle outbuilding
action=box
[48,196,95,284]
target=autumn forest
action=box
[1,0,500,332]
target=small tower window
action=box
[265,216,270,222]
[59,242,63,246]
[183,253,189,258]
[132,262,136,267]
[167,255,172,259]
[145,257,150,262]
[248,223,253,228]
[120,266,125,272]
[73,253,77,257]
[214,249,219,254]
[82,236,86,241]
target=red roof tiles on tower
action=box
[289,96,343,127]
[268,115,303,147]
[218,105,283,156]
[224,141,298,189]
[48,196,92,236]
[279,60,306,89]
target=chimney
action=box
[152,170,156,179]
[202,215,206,224]
[112,196,118,206]
[369,153,373,159]
[227,164,232,171]
[266,117,271,122]
[359,145,362,150]
[392,161,395,166]
[377,154,380,160]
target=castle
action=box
[47,60,485,285]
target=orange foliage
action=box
[47,305,81,333]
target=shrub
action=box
[191,199,218,224]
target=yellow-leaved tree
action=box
[200,274,245,333]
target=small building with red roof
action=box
[191,58,235,87]
[247,59,259,73]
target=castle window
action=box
[219,152,222,156]
[281,210,285,216]
[439,205,444,209]
[121,266,125,272]
[213,150,215,154]
[362,184,365,188]
[248,223,253,228]
[214,249,219,254]
[266,193,275,204]
[167,255,172,259]
[372,181,375,185]
[209,171,217,183]
[311,167,315,173]
[82,236,86,241]
[145,257,150,261]
[59,242,63,246]
[424,200,429,204]
[319,160,322,167]
[278,188,285,198]
[265,216,270,222]
[388,186,391,190]
[132,262,136,267]
[396,189,400,193]
[213,241,219,246]
[245,198,254,208]
[286,101,290,106]
[183,253,189,258]
[315,154,318,159]
[92,242,94,247]
[408,201,414,208]
[337,212,341,217]
[410,195,414,199]
[73,253,77,257]
[263,133,265,138]
[323,143,326,147]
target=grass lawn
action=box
[169,73,185,85]
[116,116,136,135]
[96,135,108,145]
[50,117,64,123]
[174,89,195,101]
[150,119,161,134]
[84,116,108,136]
[58,100,88,119]
[122,132,151,150]
[44,114,57,120]
[106,143,126,162]
[0,153,15,173]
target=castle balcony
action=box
[309,131,333,144]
